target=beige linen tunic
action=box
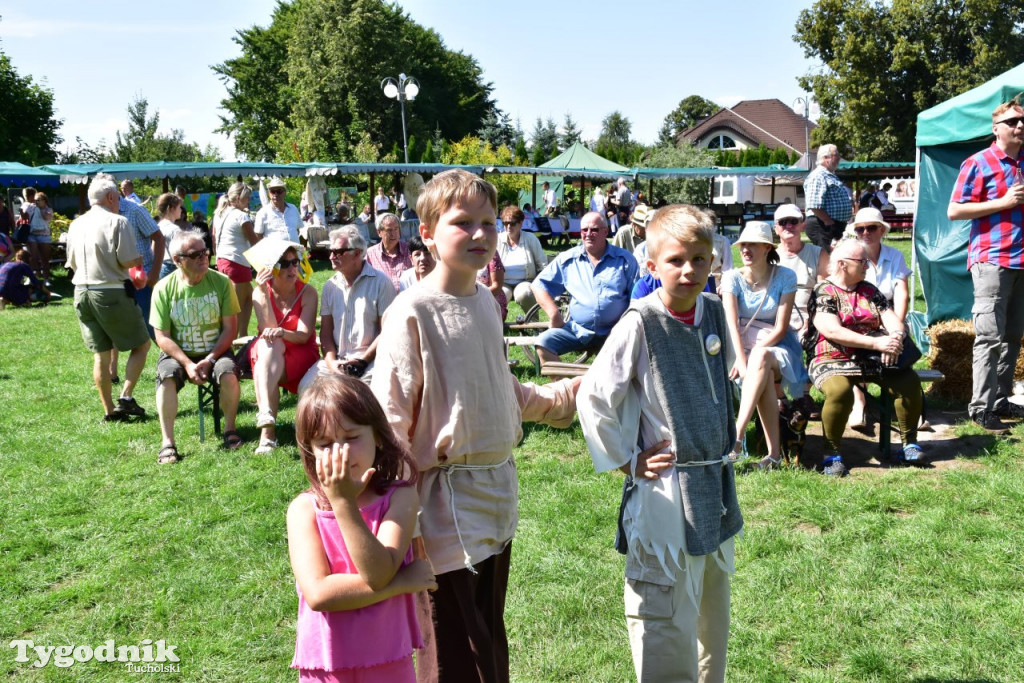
[371,283,576,574]
[66,205,140,286]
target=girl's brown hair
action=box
[295,374,417,509]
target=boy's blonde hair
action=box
[645,204,715,259]
[416,169,497,231]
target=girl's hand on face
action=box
[317,442,374,502]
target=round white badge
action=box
[705,334,722,356]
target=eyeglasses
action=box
[269,188,286,195]
[853,224,881,234]
[843,257,869,266]
[330,247,357,257]
[276,258,300,269]
[378,228,400,235]
[777,218,801,227]
[181,249,208,260]
[997,116,1024,128]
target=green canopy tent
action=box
[0,162,60,187]
[510,142,630,209]
[915,62,1024,326]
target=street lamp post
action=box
[381,73,420,163]
[794,95,814,169]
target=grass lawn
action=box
[1,248,1022,681]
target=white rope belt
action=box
[438,456,512,574]
[675,455,731,468]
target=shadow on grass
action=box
[912,678,1004,683]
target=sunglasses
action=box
[997,116,1024,128]
[276,258,301,269]
[777,218,801,227]
[330,247,357,257]
[853,224,881,234]
[269,188,286,195]
[181,249,208,260]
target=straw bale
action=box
[926,319,1024,401]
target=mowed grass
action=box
[2,252,1023,681]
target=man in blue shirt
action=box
[532,211,639,365]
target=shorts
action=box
[156,351,238,392]
[27,231,51,244]
[536,325,605,357]
[216,258,253,284]
[74,286,150,353]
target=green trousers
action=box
[820,370,922,453]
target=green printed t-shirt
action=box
[150,270,241,356]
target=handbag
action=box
[14,218,30,243]
[851,330,922,374]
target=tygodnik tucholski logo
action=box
[9,639,180,670]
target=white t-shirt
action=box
[214,207,252,266]
[500,242,530,285]
[158,219,182,264]
[375,195,391,211]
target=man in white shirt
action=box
[254,177,302,243]
[298,225,396,390]
[120,179,143,205]
[542,181,557,216]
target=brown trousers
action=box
[416,544,512,683]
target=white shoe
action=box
[255,438,278,455]
[255,410,276,428]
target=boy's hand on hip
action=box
[633,440,674,480]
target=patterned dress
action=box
[807,279,891,388]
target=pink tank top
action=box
[291,486,422,672]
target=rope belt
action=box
[438,456,512,574]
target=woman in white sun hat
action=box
[721,221,803,469]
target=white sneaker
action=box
[255,411,276,428]
[255,438,278,455]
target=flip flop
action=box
[223,430,244,450]
[157,445,180,465]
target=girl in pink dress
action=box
[288,375,435,682]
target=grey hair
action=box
[168,230,206,259]
[329,225,367,253]
[87,175,119,206]
[375,212,401,230]
[817,144,838,164]
[582,210,608,229]
[828,238,866,275]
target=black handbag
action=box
[851,330,922,374]
[14,219,30,243]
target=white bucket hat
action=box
[847,207,891,233]
[735,220,776,246]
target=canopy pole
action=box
[162,178,169,193]
[78,183,87,215]
[647,177,653,203]
[770,177,776,203]
[708,177,714,206]
[531,173,537,209]
[910,147,921,319]
[369,173,376,223]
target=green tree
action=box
[640,143,717,204]
[529,117,558,162]
[213,0,301,161]
[596,111,642,165]
[795,0,1024,159]
[478,109,516,149]
[440,135,526,205]
[559,113,582,149]
[0,52,62,164]
[421,138,435,164]
[215,0,494,162]
[109,97,220,163]
[657,95,719,146]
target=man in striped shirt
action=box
[948,99,1024,432]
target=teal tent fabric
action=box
[540,142,630,174]
[0,162,59,187]
[915,62,1024,324]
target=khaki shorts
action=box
[156,352,238,392]
[73,286,150,353]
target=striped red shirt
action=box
[950,141,1024,270]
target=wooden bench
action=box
[540,361,589,379]
[873,368,945,455]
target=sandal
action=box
[157,445,180,465]
[223,430,244,450]
[756,455,782,470]
[255,410,276,429]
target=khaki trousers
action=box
[624,553,731,683]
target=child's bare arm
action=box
[287,495,435,612]
[514,375,579,428]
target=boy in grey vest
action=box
[579,205,743,682]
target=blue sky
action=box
[1,0,820,161]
